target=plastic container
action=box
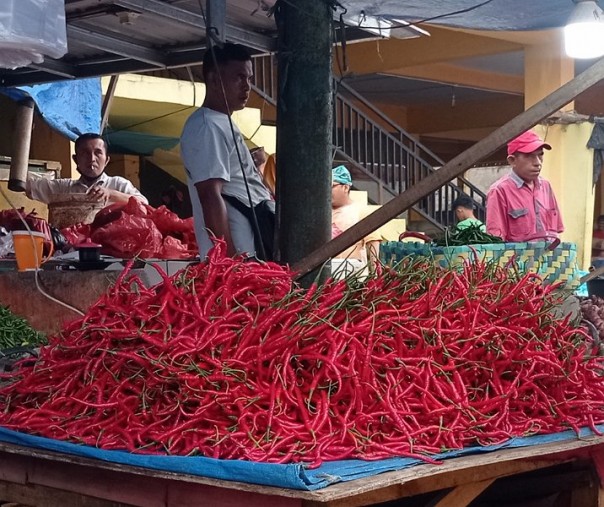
[0,0,67,69]
[12,230,53,271]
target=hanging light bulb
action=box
[564,0,604,59]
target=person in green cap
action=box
[452,195,486,232]
[331,165,381,277]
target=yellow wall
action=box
[104,74,277,160]
[535,122,594,269]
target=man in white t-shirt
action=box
[26,133,148,205]
[180,43,272,258]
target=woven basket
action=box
[380,240,581,288]
[47,194,105,229]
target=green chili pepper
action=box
[434,224,504,247]
[0,306,46,349]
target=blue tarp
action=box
[341,0,604,31]
[1,79,102,140]
[0,425,601,491]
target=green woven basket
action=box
[380,240,581,288]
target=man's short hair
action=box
[452,195,475,210]
[202,43,252,81]
[75,133,108,154]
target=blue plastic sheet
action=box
[0,425,601,491]
[341,1,585,31]
[1,79,102,140]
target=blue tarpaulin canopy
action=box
[1,78,102,140]
[341,0,604,31]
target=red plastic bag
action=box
[0,207,53,252]
[91,203,125,229]
[91,215,163,259]
[150,205,191,235]
[158,236,195,259]
[122,197,152,218]
[61,224,91,246]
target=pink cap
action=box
[507,131,551,156]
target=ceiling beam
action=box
[28,59,79,80]
[113,0,276,52]
[384,62,524,95]
[67,25,169,67]
[340,26,522,76]
[0,71,61,87]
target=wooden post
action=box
[275,0,333,285]
[292,57,604,278]
[100,75,119,134]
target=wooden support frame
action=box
[0,437,602,506]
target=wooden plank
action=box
[301,439,604,505]
[307,458,564,507]
[0,478,129,507]
[292,56,604,278]
[569,471,599,507]
[166,481,301,507]
[0,443,306,504]
[0,437,602,505]
[28,456,169,507]
[433,479,494,507]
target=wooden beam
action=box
[100,75,119,133]
[433,479,495,507]
[292,57,604,278]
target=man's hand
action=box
[86,184,113,203]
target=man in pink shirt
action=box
[486,130,564,242]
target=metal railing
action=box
[251,54,486,230]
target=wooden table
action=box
[0,436,602,506]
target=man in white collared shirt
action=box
[26,133,148,205]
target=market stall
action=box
[0,434,601,506]
[0,238,602,506]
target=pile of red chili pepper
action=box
[0,243,602,468]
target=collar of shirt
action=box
[510,170,542,190]
[76,172,109,189]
